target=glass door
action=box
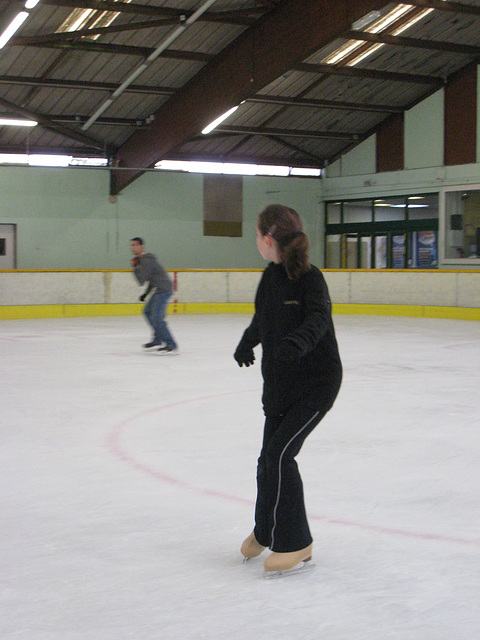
[373,234,388,269]
[345,234,359,268]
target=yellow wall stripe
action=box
[1,302,479,321]
[332,304,480,321]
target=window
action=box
[444,188,480,260]
[325,193,439,269]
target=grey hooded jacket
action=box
[132,252,173,296]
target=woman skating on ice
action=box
[234,204,342,577]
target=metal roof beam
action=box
[8,0,265,23]
[0,74,175,96]
[52,115,156,129]
[267,135,326,165]
[215,125,359,141]
[248,94,403,114]
[0,96,109,152]
[9,37,212,62]
[347,30,480,57]
[47,115,145,126]
[111,0,392,193]
[406,0,480,17]
[0,75,403,113]
[11,7,259,45]
[295,61,444,86]
[13,20,190,46]
[0,144,104,156]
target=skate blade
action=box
[263,561,314,580]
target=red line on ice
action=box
[107,391,480,548]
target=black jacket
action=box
[236,262,342,416]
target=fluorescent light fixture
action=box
[202,106,239,135]
[155,160,320,177]
[69,157,108,166]
[28,155,72,167]
[0,11,29,49]
[392,8,434,35]
[348,43,384,67]
[368,4,413,34]
[352,10,382,30]
[25,0,41,8]
[155,160,187,171]
[375,202,428,208]
[324,4,432,67]
[349,9,434,67]
[0,154,29,164]
[0,153,109,167]
[323,40,365,66]
[0,153,320,176]
[188,161,226,174]
[57,8,95,33]
[255,165,290,177]
[0,118,37,127]
[323,5,413,65]
[221,163,258,175]
[290,167,321,177]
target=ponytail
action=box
[258,204,310,280]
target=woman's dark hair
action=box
[258,204,310,280]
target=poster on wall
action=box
[416,231,438,268]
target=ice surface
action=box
[1,313,479,639]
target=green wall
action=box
[2,64,479,271]
[0,166,322,270]
[324,65,480,200]
[405,90,444,170]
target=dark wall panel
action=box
[376,114,404,173]
[444,64,477,166]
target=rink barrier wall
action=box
[0,268,479,321]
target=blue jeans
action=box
[143,290,176,348]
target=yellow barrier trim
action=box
[63,304,143,318]
[1,302,479,321]
[0,302,256,320]
[1,267,478,274]
[0,268,264,274]
[0,305,65,319]
[180,303,254,314]
[332,304,480,321]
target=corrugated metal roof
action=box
[0,0,479,179]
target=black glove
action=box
[139,293,147,302]
[131,257,139,268]
[234,344,255,367]
[275,339,300,362]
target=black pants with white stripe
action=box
[253,404,328,553]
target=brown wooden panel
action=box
[203,221,242,237]
[444,64,477,166]
[376,114,404,172]
[203,175,242,237]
